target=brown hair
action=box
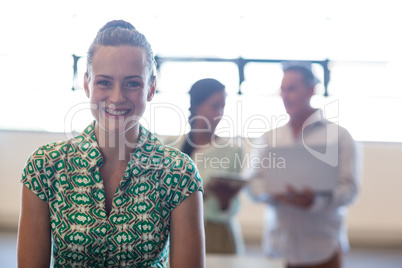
[283,65,317,87]
[86,20,156,84]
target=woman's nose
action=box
[217,107,225,116]
[109,86,126,103]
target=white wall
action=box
[1,130,402,247]
[0,130,68,227]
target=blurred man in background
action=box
[247,65,360,268]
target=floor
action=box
[1,230,402,268]
[245,243,402,268]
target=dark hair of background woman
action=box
[181,78,225,157]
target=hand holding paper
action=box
[206,172,248,210]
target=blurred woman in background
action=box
[165,78,245,254]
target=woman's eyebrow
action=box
[95,74,113,80]
[124,75,143,80]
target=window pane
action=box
[311,96,402,142]
[157,62,239,94]
[329,62,390,97]
[242,63,283,95]
[141,93,190,137]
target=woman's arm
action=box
[17,185,51,268]
[170,191,205,268]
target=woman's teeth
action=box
[105,108,129,116]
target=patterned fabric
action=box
[21,122,203,268]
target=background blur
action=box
[1,0,402,267]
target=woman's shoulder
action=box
[157,141,198,175]
[161,142,194,165]
[24,127,98,174]
[26,139,70,163]
[156,139,203,208]
[29,130,95,157]
[21,139,72,201]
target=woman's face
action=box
[84,45,155,134]
[193,91,226,132]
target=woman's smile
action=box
[104,107,132,117]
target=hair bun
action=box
[99,20,136,32]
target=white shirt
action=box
[246,110,360,265]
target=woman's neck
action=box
[190,131,215,146]
[95,123,140,162]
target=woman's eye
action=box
[97,80,111,87]
[212,103,225,111]
[127,81,141,88]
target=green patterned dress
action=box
[21,122,203,268]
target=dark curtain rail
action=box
[155,56,331,96]
[71,54,330,96]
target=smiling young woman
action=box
[17,20,205,268]
[85,45,152,138]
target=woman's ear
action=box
[147,77,156,101]
[84,73,90,98]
